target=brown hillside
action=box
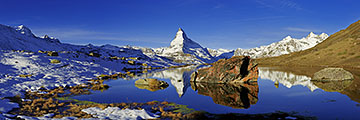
[257,20,360,68]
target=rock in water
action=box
[312,80,353,92]
[190,56,258,84]
[312,68,354,81]
[135,78,169,91]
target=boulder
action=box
[89,52,101,57]
[47,51,58,56]
[135,78,169,91]
[50,59,61,64]
[190,82,258,109]
[312,68,354,81]
[190,56,258,84]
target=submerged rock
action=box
[312,80,353,92]
[312,68,354,81]
[135,78,169,91]
[190,82,258,109]
[191,56,258,84]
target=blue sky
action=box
[0,0,359,49]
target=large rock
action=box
[190,82,258,109]
[312,68,354,81]
[135,78,169,91]
[190,56,258,84]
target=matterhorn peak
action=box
[15,24,35,37]
[170,28,192,47]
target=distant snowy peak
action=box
[15,25,35,37]
[207,48,234,57]
[235,32,329,58]
[170,28,202,48]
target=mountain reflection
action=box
[191,82,259,109]
[135,66,197,97]
[258,67,318,91]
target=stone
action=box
[19,74,32,78]
[135,78,169,91]
[128,60,135,65]
[47,51,58,56]
[89,52,101,57]
[190,82,258,109]
[190,56,258,84]
[50,59,61,64]
[312,68,354,81]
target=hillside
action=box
[257,20,360,68]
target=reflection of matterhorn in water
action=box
[258,67,318,91]
[136,66,197,97]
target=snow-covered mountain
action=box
[207,48,234,59]
[234,32,329,58]
[154,28,216,64]
[0,24,66,51]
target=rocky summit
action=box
[191,56,258,84]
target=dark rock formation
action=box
[190,82,258,109]
[312,68,354,81]
[190,56,258,84]
[135,78,169,91]
[47,51,58,56]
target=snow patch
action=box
[82,107,159,119]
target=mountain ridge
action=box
[0,24,331,65]
[235,32,328,58]
[257,20,360,68]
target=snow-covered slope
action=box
[207,48,234,59]
[234,32,329,58]
[154,28,215,64]
[0,24,179,117]
[0,24,67,51]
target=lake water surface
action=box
[73,66,360,119]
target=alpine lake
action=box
[72,65,360,120]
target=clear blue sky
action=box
[0,0,359,49]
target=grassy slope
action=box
[257,20,360,68]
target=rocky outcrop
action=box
[190,56,258,84]
[312,68,354,81]
[190,82,258,109]
[135,78,169,91]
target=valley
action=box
[0,19,359,119]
